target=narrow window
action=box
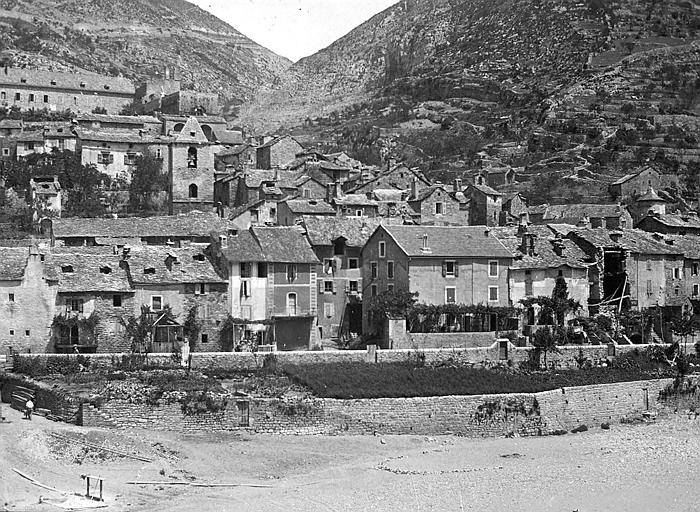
[14,92,20,101]
[349,280,359,293]
[387,261,395,279]
[371,284,377,296]
[324,281,334,293]
[28,93,34,102]
[151,296,163,311]
[113,295,122,307]
[286,293,297,315]
[673,268,681,279]
[693,263,699,276]
[435,202,444,215]
[693,284,699,297]
[646,280,652,295]
[488,286,499,302]
[371,261,378,279]
[240,262,252,278]
[387,283,394,292]
[348,258,359,269]
[43,94,49,103]
[201,333,209,344]
[355,209,363,217]
[378,241,386,258]
[488,260,499,278]
[286,264,297,283]
[444,260,456,277]
[25,330,30,336]
[187,146,198,168]
[8,293,14,302]
[445,287,456,304]
[257,262,267,278]
[188,183,198,198]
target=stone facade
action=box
[256,136,303,169]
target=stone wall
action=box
[0,373,83,422]
[81,378,673,436]
[12,343,658,373]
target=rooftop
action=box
[639,213,700,229]
[125,246,224,285]
[218,227,318,263]
[50,252,132,293]
[76,113,161,125]
[0,67,134,95]
[283,199,336,215]
[542,203,627,220]
[490,226,589,270]
[569,228,682,255]
[379,225,513,258]
[469,183,502,196]
[302,216,383,247]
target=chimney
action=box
[520,233,536,256]
[411,177,419,199]
[420,233,431,253]
[517,212,529,235]
[165,66,170,80]
[454,178,462,192]
[552,235,565,257]
[609,231,623,243]
[122,246,131,259]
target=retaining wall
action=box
[13,343,652,372]
[81,378,673,437]
[0,373,83,422]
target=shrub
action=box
[14,355,90,377]
[180,391,227,415]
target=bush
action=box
[14,355,90,377]
[180,391,227,415]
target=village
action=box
[0,43,699,511]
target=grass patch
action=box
[282,362,673,399]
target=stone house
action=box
[490,224,590,323]
[661,235,700,302]
[332,194,380,218]
[49,249,135,354]
[0,246,56,354]
[30,176,62,217]
[209,226,320,350]
[301,215,382,342]
[407,184,462,224]
[636,212,700,236]
[564,228,684,317]
[0,67,134,114]
[468,183,503,226]
[502,193,529,224]
[277,199,336,226]
[0,119,23,137]
[215,145,255,173]
[231,170,299,207]
[360,225,513,334]
[14,124,78,158]
[120,246,229,353]
[609,166,661,201]
[75,113,163,134]
[228,199,279,229]
[348,165,430,196]
[295,172,331,201]
[256,136,304,170]
[161,115,229,143]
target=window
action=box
[25,142,34,150]
[348,258,359,269]
[378,241,386,258]
[187,146,198,168]
[257,262,267,278]
[674,268,681,279]
[694,284,699,297]
[488,286,499,302]
[693,263,699,276]
[28,93,34,102]
[124,153,137,165]
[2,148,9,156]
[355,209,363,217]
[324,280,334,293]
[113,295,122,307]
[286,293,297,315]
[250,210,259,223]
[14,92,20,101]
[155,147,163,160]
[9,330,14,336]
[333,239,345,256]
[387,261,395,279]
[188,183,198,198]
[443,260,456,278]
[201,333,209,344]
[99,266,112,274]
[97,152,114,164]
[25,330,30,336]
[445,287,456,304]
[303,188,310,198]
[488,260,499,278]
[151,296,163,311]
[324,303,334,318]
[646,258,653,271]
[61,265,74,273]
[240,280,251,298]
[144,267,156,275]
[371,284,378,296]
[0,92,5,100]
[371,262,378,279]
[435,202,444,215]
[195,283,207,295]
[240,262,252,278]
[349,280,359,294]
[323,258,334,275]
[8,293,14,302]
[646,280,653,296]
[50,80,56,85]
[286,264,297,283]
[43,95,49,103]
[387,283,394,292]
[67,299,84,313]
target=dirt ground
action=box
[1,404,699,512]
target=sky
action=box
[190,0,398,62]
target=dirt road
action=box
[1,405,698,511]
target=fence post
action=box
[366,344,377,363]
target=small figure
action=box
[24,399,34,420]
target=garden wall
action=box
[81,378,673,437]
[13,343,660,373]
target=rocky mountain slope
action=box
[0,0,291,105]
[238,0,700,205]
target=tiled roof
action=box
[15,131,44,142]
[162,115,227,124]
[0,120,22,129]
[50,252,132,293]
[641,213,700,229]
[334,194,378,206]
[381,225,513,258]
[75,129,171,145]
[611,173,636,185]
[217,144,249,157]
[408,184,447,202]
[0,247,29,280]
[283,199,335,215]
[659,234,700,259]
[637,187,663,202]
[221,229,266,262]
[469,183,502,196]
[490,226,589,269]
[52,212,236,239]
[214,129,244,145]
[301,216,383,247]
[296,167,334,186]
[570,228,682,255]
[258,135,301,149]
[253,227,319,263]
[76,113,161,125]
[125,246,224,285]
[243,170,299,189]
[543,203,627,220]
[373,189,405,201]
